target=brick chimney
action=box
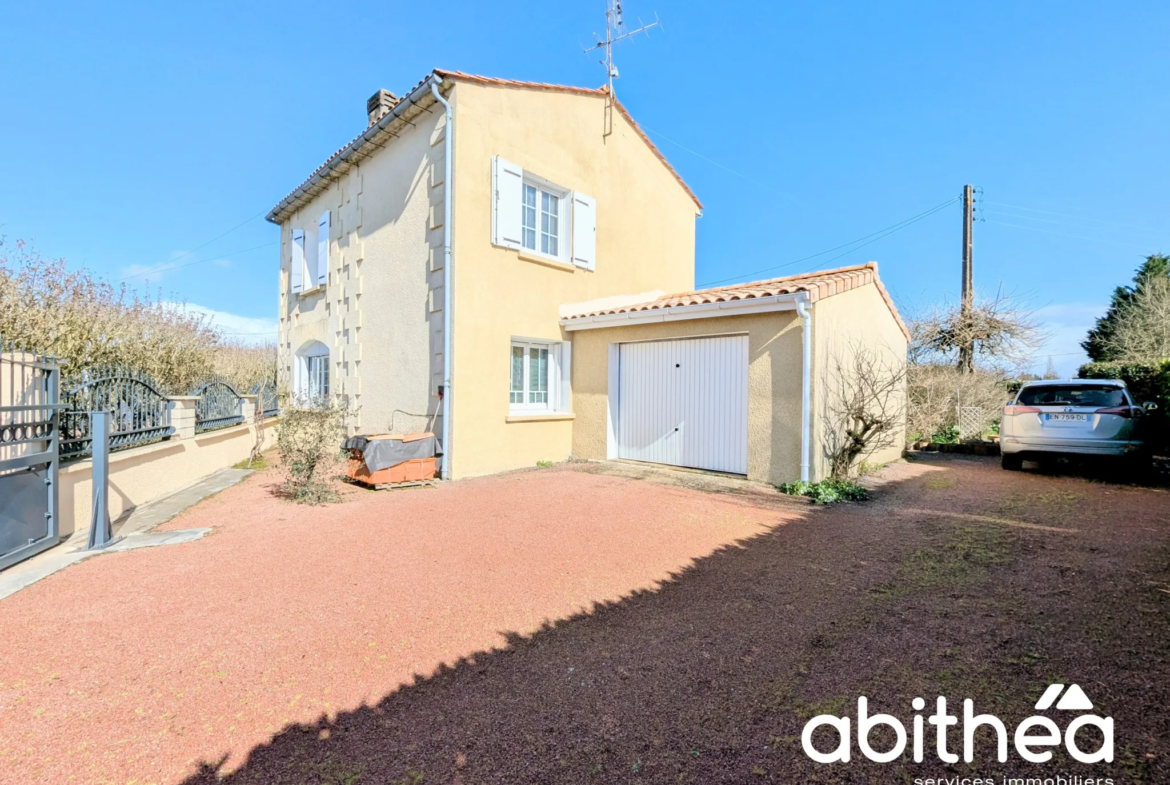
[367,89,399,127]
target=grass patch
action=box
[535,460,554,468]
[778,479,870,504]
[232,453,271,471]
[874,523,1016,598]
[924,475,957,490]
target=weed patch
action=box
[779,479,870,504]
[233,453,271,471]
[875,523,1016,598]
[925,475,957,490]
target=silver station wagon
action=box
[1000,379,1157,470]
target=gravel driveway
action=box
[1,455,1167,784]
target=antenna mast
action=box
[583,0,662,98]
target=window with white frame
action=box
[288,210,330,296]
[509,338,571,414]
[492,157,596,270]
[295,342,330,402]
[521,183,561,257]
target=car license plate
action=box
[1046,413,1087,422]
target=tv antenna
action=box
[583,0,662,98]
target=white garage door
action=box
[616,335,749,475]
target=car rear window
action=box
[1016,385,1127,408]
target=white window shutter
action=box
[492,156,524,250]
[317,211,330,286]
[291,229,305,293]
[571,192,596,270]
[558,340,572,413]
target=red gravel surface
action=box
[0,467,788,783]
[3,456,1169,784]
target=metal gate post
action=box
[87,411,121,550]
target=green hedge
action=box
[1078,359,1170,452]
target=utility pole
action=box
[958,184,975,373]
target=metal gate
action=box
[616,335,749,475]
[0,345,61,571]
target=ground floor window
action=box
[295,342,330,403]
[510,339,566,413]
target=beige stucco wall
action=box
[278,103,447,436]
[58,418,277,539]
[448,82,701,478]
[810,282,909,477]
[569,313,804,485]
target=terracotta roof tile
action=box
[433,70,702,210]
[564,261,911,340]
[268,69,701,223]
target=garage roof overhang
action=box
[560,292,809,331]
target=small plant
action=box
[931,424,961,444]
[535,460,553,468]
[779,479,870,504]
[276,397,352,504]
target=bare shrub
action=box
[906,364,1008,442]
[212,340,278,394]
[0,238,275,392]
[822,347,907,479]
[277,398,351,504]
[911,291,1045,374]
[1102,276,1170,364]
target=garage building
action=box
[563,262,910,485]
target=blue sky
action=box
[2,1,1167,373]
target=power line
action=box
[983,220,1157,250]
[638,124,800,202]
[984,209,1167,240]
[698,197,959,288]
[121,242,278,285]
[984,201,1162,234]
[123,208,269,282]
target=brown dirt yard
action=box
[1,454,1168,784]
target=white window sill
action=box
[518,249,575,272]
[505,412,576,423]
[297,284,325,298]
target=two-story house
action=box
[269,69,909,483]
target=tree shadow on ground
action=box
[181,458,1170,784]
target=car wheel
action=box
[1001,453,1024,471]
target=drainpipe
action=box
[796,295,812,483]
[431,78,454,480]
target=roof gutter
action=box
[560,292,805,331]
[266,74,442,224]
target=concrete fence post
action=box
[241,394,257,423]
[168,396,199,439]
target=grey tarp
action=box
[347,435,436,473]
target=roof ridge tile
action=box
[565,261,909,341]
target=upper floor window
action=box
[522,184,561,257]
[492,156,595,271]
[289,210,331,296]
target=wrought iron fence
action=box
[191,377,244,433]
[60,366,175,461]
[251,379,280,419]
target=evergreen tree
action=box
[1083,254,1170,361]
